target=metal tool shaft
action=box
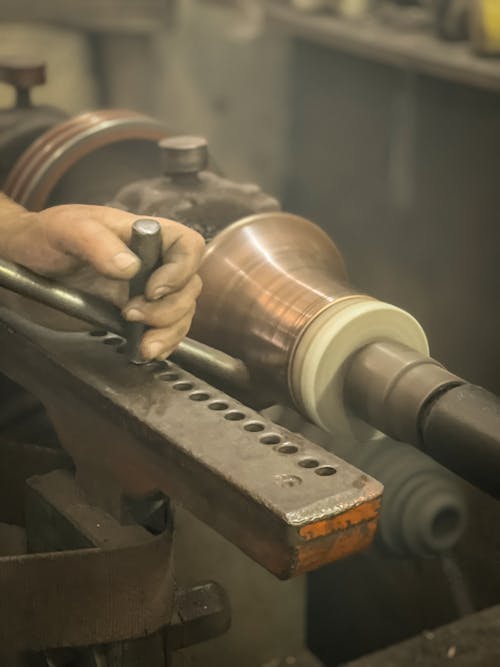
[0,254,253,391]
[124,219,163,362]
[0,256,124,334]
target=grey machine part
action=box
[345,341,500,498]
[109,135,280,242]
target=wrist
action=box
[0,193,34,262]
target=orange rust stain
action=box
[294,516,378,574]
[299,498,382,541]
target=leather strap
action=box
[0,440,174,651]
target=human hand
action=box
[1,202,205,360]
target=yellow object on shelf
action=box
[471,0,500,55]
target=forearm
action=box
[0,194,83,330]
[0,197,204,358]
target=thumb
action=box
[50,218,140,280]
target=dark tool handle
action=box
[124,219,163,363]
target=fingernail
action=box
[124,308,144,322]
[145,342,163,359]
[113,252,138,271]
[153,286,168,300]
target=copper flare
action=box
[191,211,363,396]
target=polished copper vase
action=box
[191,211,362,396]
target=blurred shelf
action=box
[265,1,500,93]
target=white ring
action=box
[291,298,429,440]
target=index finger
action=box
[145,222,205,300]
[83,206,206,298]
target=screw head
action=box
[159,135,208,175]
[0,58,46,88]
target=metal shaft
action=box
[0,253,253,391]
[421,384,500,498]
[0,257,124,335]
[345,340,500,497]
[124,219,163,363]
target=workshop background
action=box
[0,1,500,666]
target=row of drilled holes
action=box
[158,370,336,478]
[94,332,337,477]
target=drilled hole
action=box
[151,360,169,371]
[260,434,281,445]
[90,330,108,337]
[244,421,265,432]
[224,411,246,421]
[299,458,319,469]
[173,381,194,391]
[277,443,298,454]
[208,401,229,411]
[315,466,337,477]
[158,372,180,382]
[104,336,124,346]
[190,392,210,402]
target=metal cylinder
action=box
[344,340,500,497]
[344,341,463,445]
[124,219,163,363]
[191,211,356,393]
[421,384,500,497]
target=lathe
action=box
[0,59,499,666]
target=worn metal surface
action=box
[0,307,382,579]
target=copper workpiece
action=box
[191,211,360,393]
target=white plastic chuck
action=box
[290,296,429,441]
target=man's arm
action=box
[0,193,205,360]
